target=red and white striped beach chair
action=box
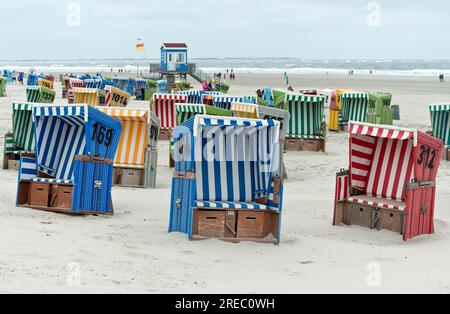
[333,122,444,241]
[152,94,188,140]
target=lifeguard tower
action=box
[161,43,189,73]
[147,43,211,89]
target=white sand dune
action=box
[0,74,449,294]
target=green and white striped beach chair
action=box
[430,104,450,161]
[3,103,35,170]
[340,92,369,126]
[285,93,326,152]
[175,103,232,125]
[0,77,7,97]
[26,86,55,104]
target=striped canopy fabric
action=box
[175,103,233,125]
[38,79,54,90]
[341,93,369,124]
[113,78,132,93]
[177,90,203,104]
[430,104,450,148]
[134,79,148,93]
[231,103,259,119]
[212,96,256,110]
[33,104,122,181]
[176,103,206,125]
[285,94,325,139]
[18,157,38,181]
[349,123,416,201]
[12,103,35,152]
[153,94,188,130]
[98,107,149,169]
[73,88,101,107]
[84,78,103,89]
[193,116,280,204]
[69,78,84,89]
[26,86,55,104]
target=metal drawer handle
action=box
[94,180,102,189]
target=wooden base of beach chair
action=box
[113,167,144,188]
[17,180,114,215]
[18,181,73,213]
[3,153,19,170]
[192,209,279,244]
[285,137,325,152]
[339,124,348,132]
[443,148,450,161]
[159,129,172,141]
[334,201,406,235]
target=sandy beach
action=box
[0,73,450,294]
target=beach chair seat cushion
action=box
[195,200,276,211]
[287,134,325,140]
[348,195,406,211]
[32,178,74,185]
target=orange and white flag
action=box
[136,38,145,51]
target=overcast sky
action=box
[1,0,449,60]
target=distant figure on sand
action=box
[284,73,289,85]
[202,81,209,91]
[439,74,445,83]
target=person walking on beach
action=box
[284,73,289,86]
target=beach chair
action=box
[16,104,122,215]
[26,86,55,104]
[83,78,103,89]
[72,88,102,107]
[284,93,326,152]
[213,82,230,94]
[62,77,70,98]
[169,115,284,243]
[157,80,167,94]
[3,70,13,83]
[27,74,39,87]
[333,122,444,241]
[135,79,149,100]
[112,78,131,94]
[0,77,6,97]
[38,78,54,90]
[177,91,203,104]
[3,103,35,170]
[175,103,233,125]
[430,104,450,161]
[367,92,394,125]
[98,107,160,188]
[318,89,335,130]
[340,92,369,129]
[67,78,85,103]
[152,93,188,140]
[212,95,256,111]
[272,90,287,109]
[104,86,131,107]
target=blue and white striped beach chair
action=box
[16,104,122,215]
[169,115,284,243]
[212,95,256,110]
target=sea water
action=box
[1,58,450,77]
